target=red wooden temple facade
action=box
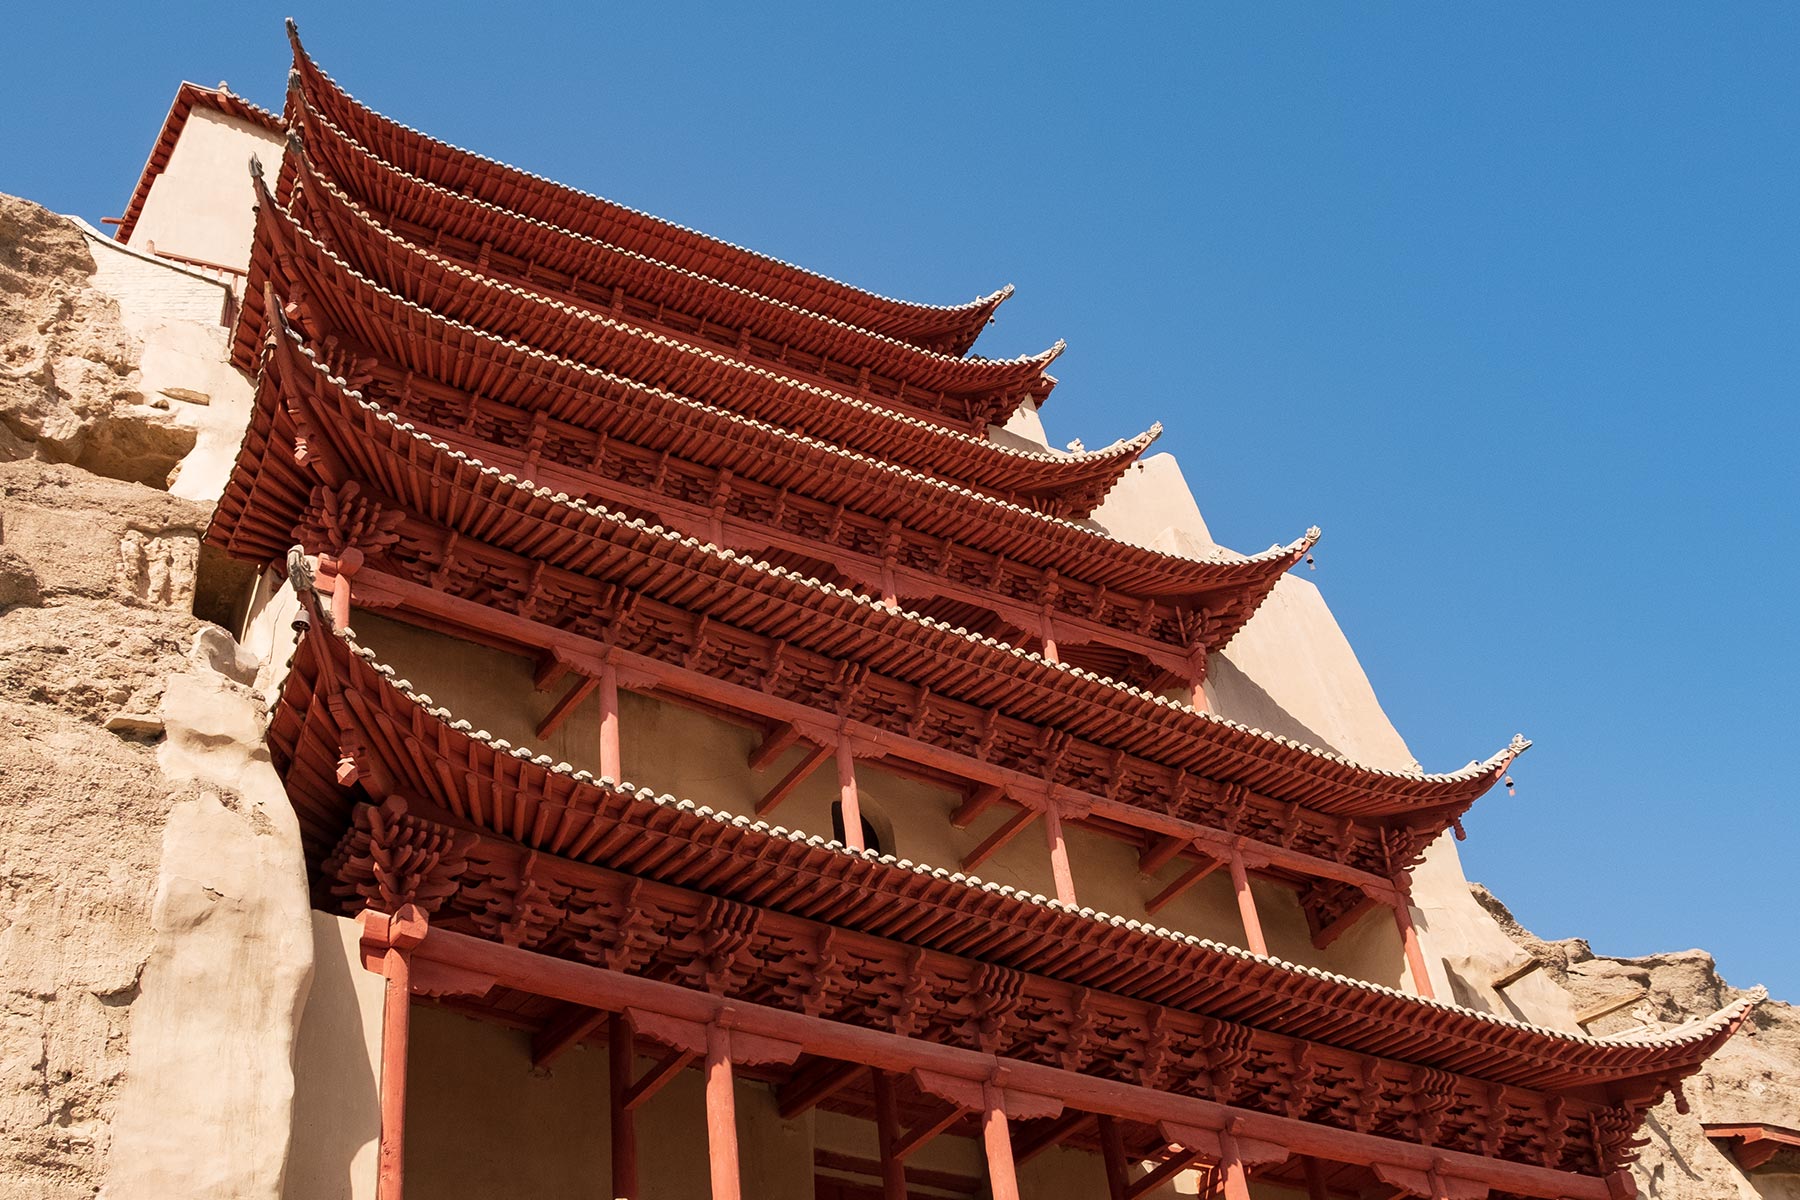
[198,23,1757,1200]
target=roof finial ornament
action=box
[248,154,264,184]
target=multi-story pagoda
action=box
[175,23,1754,1200]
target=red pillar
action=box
[982,1085,1021,1200]
[704,1025,741,1200]
[836,737,865,852]
[1098,1113,1130,1200]
[1302,1154,1330,1200]
[1392,880,1437,1000]
[598,662,621,780]
[369,905,426,1200]
[1228,852,1268,957]
[1043,805,1078,906]
[1218,1128,1253,1200]
[609,1015,638,1200]
[872,1069,908,1200]
[1040,611,1059,663]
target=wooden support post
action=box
[1303,1154,1330,1200]
[598,662,621,780]
[982,1084,1021,1200]
[1218,1128,1253,1200]
[836,738,864,852]
[1391,882,1436,1001]
[704,1024,740,1200]
[610,1015,639,1200]
[1228,852,1268,957]
[365,906,427,1200]
[1146,856,1223,916]
[1040,612,1059,664]
[962,806,1040,871]
[872,1070,909,1200]
[755,742,831,817]
[1043,805,1078,906]
[1099,1113,1130,1200]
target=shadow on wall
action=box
[284,913,380,1200]
[1205,653,1340,757]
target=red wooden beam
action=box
[982,1085,1022,1200]
[950,785,1004,829]
[1138,834,1189,877]
[380,923,1620,1200]
[621,1046,698,1111]
[1146,856,1223,917]
[755,742,831,817]
[534,674,598,740]
[345,568,1400,898]
[1016,1110,1095,1165]
[963,806,1040,871]
[1310,894,1380,951]
[1126,1144,1210,1200]
[776,1058,864,1119]
[893,1101,966,1162]
[748,722,802,772]
[1391,883,1437,1001]
[529,1002,609,1067]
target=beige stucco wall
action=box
[284,912,383,1200]
[126,106,286,270]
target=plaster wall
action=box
[79,224,258,504]
[283,912,383,1200]
[126,106,286,270]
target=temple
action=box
[101,24,1759,1200]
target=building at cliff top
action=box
[0,20,1790,1200]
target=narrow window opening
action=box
[830,801,883,856]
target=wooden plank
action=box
[776,1058,863,1119]
[894,1101,966,1161]
[1576,992,1643,1027]
[534,674,598,739]
[1491,958,1542,991]
[622,1047,697,1111]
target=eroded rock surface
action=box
[0,193,310,1200]
[1475,886,1800,1199]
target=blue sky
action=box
[4,4,1794,1000]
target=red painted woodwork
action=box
[211,32,1764,1200]
[287,24,1009,355]
[1703,1124,1800,1171]
[609,1016,639,1199]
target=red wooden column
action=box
[609,1014,638,1200]
[704,1023,741,1200]
[1043,804,1078,906]
[836,736,865,852]
[1217,1127,1253,1200]
[360,905,428,1200]
[1039,609,1060,664]
[982,1083,1022,1200]
[1098,1114,1131,1200]
[598,662,621,780]
[1228,851,1268,957]
[1302,1154,1330,1200]
[871,1070,909,1200]
[1391,878,1437,1001]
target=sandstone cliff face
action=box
[0,193,310,1200]
[1474,887,1800,1199]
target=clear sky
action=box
[4,4,1795,1000]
